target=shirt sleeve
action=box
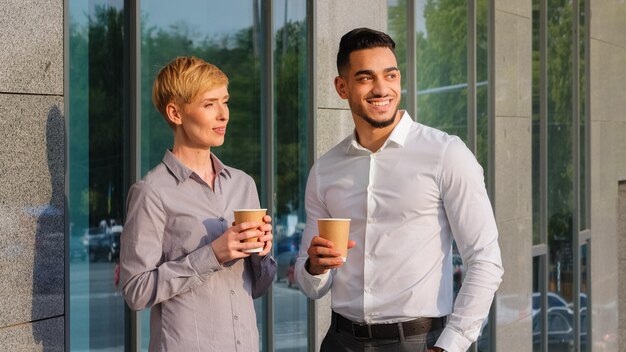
[435,138,504,352]
[294,164,334,298]
[294,164,335,299]
[247,254,277,298]
[119,181,223,311]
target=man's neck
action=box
[353,111,403,152]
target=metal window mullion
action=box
[407,0,417,120]
[467,0,477,154]
[486,1,497,351]
[126,0,141,351]
[261,1,275,351]
[306,0,318,351]
[583,1,592,344]
[584,0,591,232]
[466,2,477,351]
[539,0,548,350]
[572,0,581,349]
[63,0,70,349]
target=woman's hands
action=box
[257,215,273,256]
[211,215,273,264]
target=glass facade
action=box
[415,0,468,140]
[69,1,309,350]
[272,1,310,351]
[66,1,590,351]
[68,1,128,350]
[532,0,589,350]
[387,0,408,111]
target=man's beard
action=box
[356,108,399,129]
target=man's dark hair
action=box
[336,27,396,75]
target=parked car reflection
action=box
[85,229,121,262]
[532,306,587,351]
[532,291,572,315]
[477,297,587,351]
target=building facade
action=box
[1,0,625,351]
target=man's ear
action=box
[165,103,183,127]
[334,76,348,99]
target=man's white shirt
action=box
[295,111,503,352]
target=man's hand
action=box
[428,347,444,352]
[306,236,356,275]
[211,221,265,264]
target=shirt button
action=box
[367,218,373,224]
[237,340,241,345]
[219,217,225,222]
[234,315,239,320]
[230,289,235,295]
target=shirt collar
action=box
[346,110,413,154]
[162,149,232,183]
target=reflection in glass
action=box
[578,0,587,231]
[532,256,543,352]
[273,1,309,350]
[68,0,128,350]
[547,1,575,351]
[140,1,263,349]
[547,0,574,304]
[531,0,541,246]
[415,0,468,141]
[580,243,589,352]
[387,0,408,111]
[476,0,489,172]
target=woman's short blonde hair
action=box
[152,56,229,128]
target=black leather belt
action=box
[333,311,446,339]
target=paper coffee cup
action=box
[233,209,267,253]
[317,218,351,261]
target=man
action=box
[120,56,276,351]
[294,28,503,352]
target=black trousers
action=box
[320,316,444,352]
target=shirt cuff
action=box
[435,326,472,352]
[297,260,331,298]
[188,244,223,277]
[249,253,276,277]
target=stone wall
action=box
[0,1,65,351]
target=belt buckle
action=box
[352,323,372,339]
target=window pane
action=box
[531,0,541,246]
[476,0,489,172]
[547,1,574,352]
[273,1,309,350]
[416,0,468,141]
[139,1,263,349]
[580,243,589,352]
[388,0,408,111]
[532,256,543,352]
[578,0,588,231]
[68,1,128,350]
